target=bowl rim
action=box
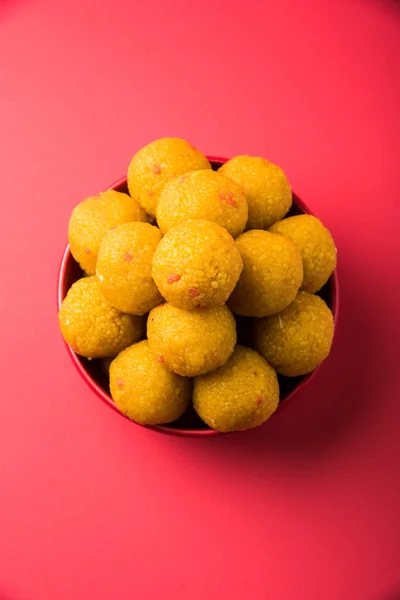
[57,156,339,437]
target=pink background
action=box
[1,0,400,599]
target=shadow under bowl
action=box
[57,156,339,437]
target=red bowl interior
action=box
[57,156,339,437]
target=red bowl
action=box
[58,156,339,437]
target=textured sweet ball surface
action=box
[193,345,279,432]
[109,340,191,425]
[58,276,145,358]
[96,221,163,315]
[127,137,211,218]
[253,291,334,376]
[269,214,337,293]
[219,155,292,230]
[152,219,243,310]
[68,190,148,275]
[147,302,236,376]
[228,230,303,317]
[156,169,248,237]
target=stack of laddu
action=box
[59,137,336,432]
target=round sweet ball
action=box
[269,214,337,293]
[96,222,163,315]
[218,155,292,229]
[58,277,145,358]
[147,302,236,377]
[152,219,243,310]
[156,169,248,238]
[127,137,211,218]
[228,230,303,317]
[68,190,148,275]
[193,346,279,432]
[253,291,334,377]
[109,340,191,425]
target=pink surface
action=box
[0,1,399,599]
